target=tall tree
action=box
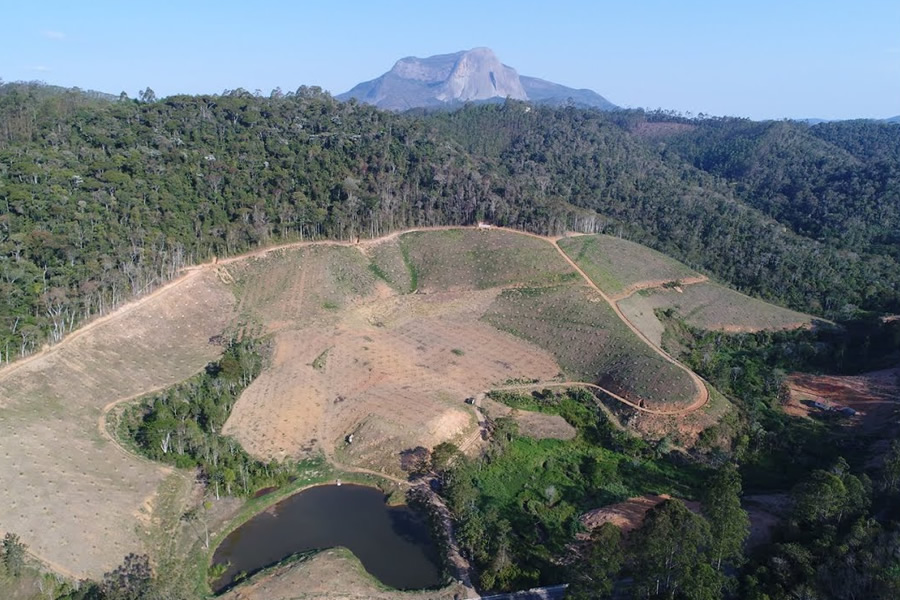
[701,464,750,572]
[630,499,721,600]
[569,522,624,599]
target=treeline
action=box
[431,105,900,317]
[116,338,295,498]
[3,83,900,363]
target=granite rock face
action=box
[338,47,616,111]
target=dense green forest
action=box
[2,82,900,362]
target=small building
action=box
[477,221,493,230]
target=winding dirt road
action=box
[3,225,708,418]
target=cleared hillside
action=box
[558,234,702,299]
[0,270,234,578]
[620,282,815,336]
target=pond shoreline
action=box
[209,482,445,594]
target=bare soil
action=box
[785,367,900,434]
[0,270,235,578]
[580,494,702,536]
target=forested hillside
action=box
[653,115,900,260]
[1,83,899,360]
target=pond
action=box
[210,484,443,593]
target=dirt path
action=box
[542,235,709,412]
[3,225,708,422]
[0,269,205,382]
[609,275,709,302]
[493,380,707,416]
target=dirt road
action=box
[3,225,709,419]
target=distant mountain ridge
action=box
[338,47,617,111]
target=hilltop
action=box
[337,47,617,110]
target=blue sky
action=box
[3,0,898,120]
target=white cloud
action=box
[42,30,66,40]
[29,65,52,72]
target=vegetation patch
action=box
[558,234,699,297]
[399,229,576,292]
[439,388,708,592]
[483,283,696,407]
[116,339,299,498]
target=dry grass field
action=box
[0,270,234,578]
[558,234,700,299]
[619,282,814,337]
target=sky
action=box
[2,0,898,120]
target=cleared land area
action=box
[785,367,900,434]
[558,234,700,299]
[619,282,814,337]
[220,548,468,600]
[221,238,563,476]
[580,494,701,535]
[0,270,234,578]
[484,285,696,409]
[401,229,577,292]
[223,228,701,475]
[1,226,714,582]
[480,397,577,440]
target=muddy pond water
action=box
[210,484,443,593]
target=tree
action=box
[101,553,155,600]
[630,499,721,599]
[793,458,870,525]
[430,441,461,481]
[569,522,623,599]
[2,532,26,577]
[883,440,900,492]
[137,87,156,103]
[701,464,749,572]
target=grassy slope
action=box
[398,229,577,292]
[627,282,815,332]
[399,229,696,408]
[557,235,699,297]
